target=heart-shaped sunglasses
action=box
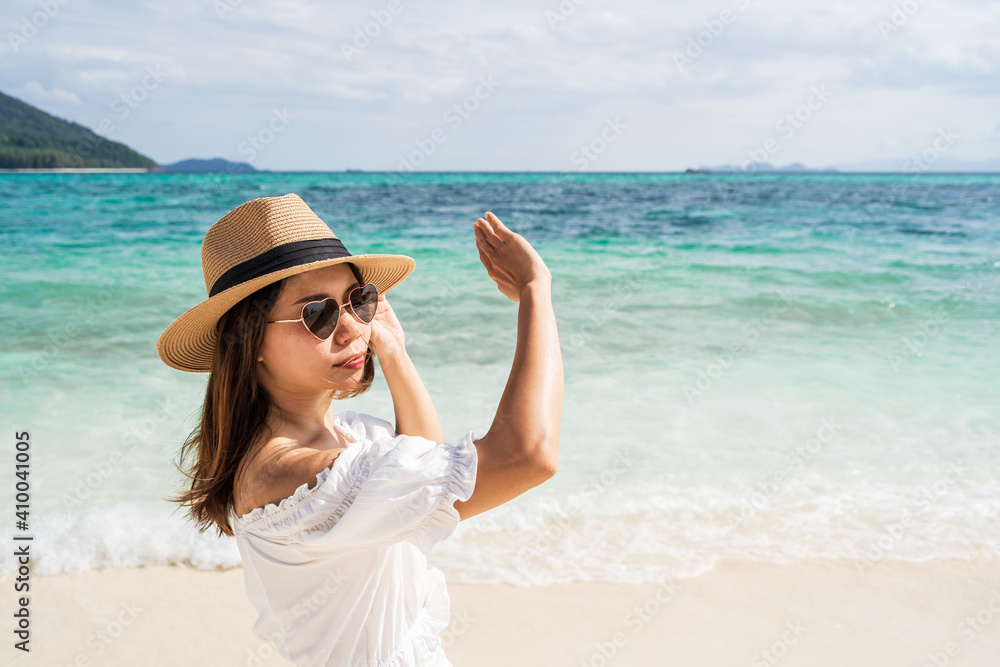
[266,283,379,340]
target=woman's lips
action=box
[338,354,364,368]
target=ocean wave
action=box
[5,476,998,585]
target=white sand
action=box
[4,557,999,666]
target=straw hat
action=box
[156,193,415,373]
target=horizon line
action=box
[3,169,1000,175]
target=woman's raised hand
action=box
[368,292,405,360]
[473,212,551,302]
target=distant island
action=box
[0,91,260,174]
[688,158,1000,174]
[4,89,994,174]
[0,90,159,170]
[686,162,840,174]
[0,90,265,173]
[160,157,261,173]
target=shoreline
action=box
[0,168,157,173]
[2,168,999,174]
[3,556,998,666]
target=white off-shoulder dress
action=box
[231,410,478,667]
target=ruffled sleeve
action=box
[291,429,479,557]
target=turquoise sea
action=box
[1,171,998,584]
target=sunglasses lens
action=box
[350,284,379,324]
[299,284,378,340]
[302,299,339,340]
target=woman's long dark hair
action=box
[164,262,375,537]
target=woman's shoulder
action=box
[234,443,346,520]
[232,410,395,521]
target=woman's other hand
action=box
[368,292,405,360]
[473,212,552,302]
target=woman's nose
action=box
[334,306,366,342]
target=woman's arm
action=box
[453,212,563,521]
[369,292,445,442]
[377,348,445,443]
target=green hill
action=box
[0,90,159,169]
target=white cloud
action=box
[0,0,996,170]
[21,81,83,106]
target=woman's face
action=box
[257,264,370,392]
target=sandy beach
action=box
[4,557,998,666]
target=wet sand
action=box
[4,557,999,666]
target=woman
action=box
[156,193,563,666]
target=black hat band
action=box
[209,237,351,297]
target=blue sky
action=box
[2,0,998,171]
